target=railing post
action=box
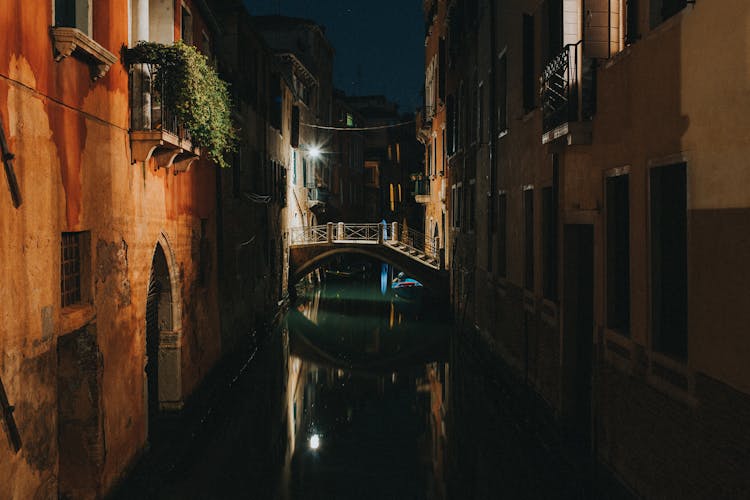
[337,222,345,241]
[326,222,334,243]
[391,222,398,242]
[377,222,384,244]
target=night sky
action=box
[244,0,424,113]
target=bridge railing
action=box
[289,225,328,244]
[400,226,439,260]
[340,223,381,241]
[287,222,440,266]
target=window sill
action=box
[61,303,96,334]
[50,27,118,80]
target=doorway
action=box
[145,244,173,434]
[562,224,594,453]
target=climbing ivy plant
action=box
[127,41,237,168]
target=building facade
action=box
[0,0,226,497]
[431,0,750,497]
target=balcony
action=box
[412,174,431,204]
[417,106,434,142]
[129,66,200,173]
[541,42,596,145]
[307,186,331,205]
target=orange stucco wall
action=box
[0,1,221,497]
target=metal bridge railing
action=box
[400,226,439,260]
[288,222,440,268]
[289,225,328,244]
[341,223,381,241]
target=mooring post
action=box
[337,222,345,240]
[391,222,398,242]
[326,222,334,243]
[377,222,384,244]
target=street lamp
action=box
[308,146,322,160]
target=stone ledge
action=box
[50,27,118,80]
[60,303,96,334]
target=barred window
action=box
[61,232,82,307]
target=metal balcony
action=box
[541,41,596,145]
[129,65,200,173]
[412,176,431,204]
[307,186,330,204]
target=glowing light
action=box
[308,146,322,159]
[309,434,321,450]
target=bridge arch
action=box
[289,244,447,297]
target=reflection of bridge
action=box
[288,222,448,294]
[287,309,448,373]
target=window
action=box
[524,188,534,289]
[477,82,484,145]
[446,94,456,155]
[497,50,508,135]
[396,143,401,164]
[441,130,446,174]
[389,184,395,212]
[181,4,193,45]
[606,172,630,333]
[497,192,507,277]
[451,184,463,229]
[201,31,211,59]
[467,180,476,232]
[426,142,432,178]
[542,185,558,300]
[546,0,563,62]
[439,38,446,103]
[269,74,282,131]
[626,0,639,44]
[232,149,242,198]
[55,0,90,34]
[522,14,536,112]
[291,106,300,148]
[650,0,687,28]
[61,231,89,307]
[432,136,437,176]
[650,163,687,359]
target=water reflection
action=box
[283,261,450,500]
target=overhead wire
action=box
[300,120,415,132]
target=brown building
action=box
[0,0,232,497]
[213,1,291,350]
[347,95,420,226]
[329,90,366,221]
[417,0,451,268]
[253,15,336,230]
[436,0,750,497]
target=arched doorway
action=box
[145,244,171,432]
[145,238,184,436]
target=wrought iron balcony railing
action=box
[307,186,330,203]
[541,41,596,137]
[130,66,192,143]
[413,177,430,197]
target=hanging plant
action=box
[127,41,237,168]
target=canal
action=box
[113,257,623,499]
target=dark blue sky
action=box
[244,0,424,113]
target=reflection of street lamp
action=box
[309,433,321,450]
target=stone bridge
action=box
[288,222,448,296]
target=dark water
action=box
[113,261,624,499]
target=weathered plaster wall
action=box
[0,1,221,497]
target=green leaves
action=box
[128,41,237,168]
